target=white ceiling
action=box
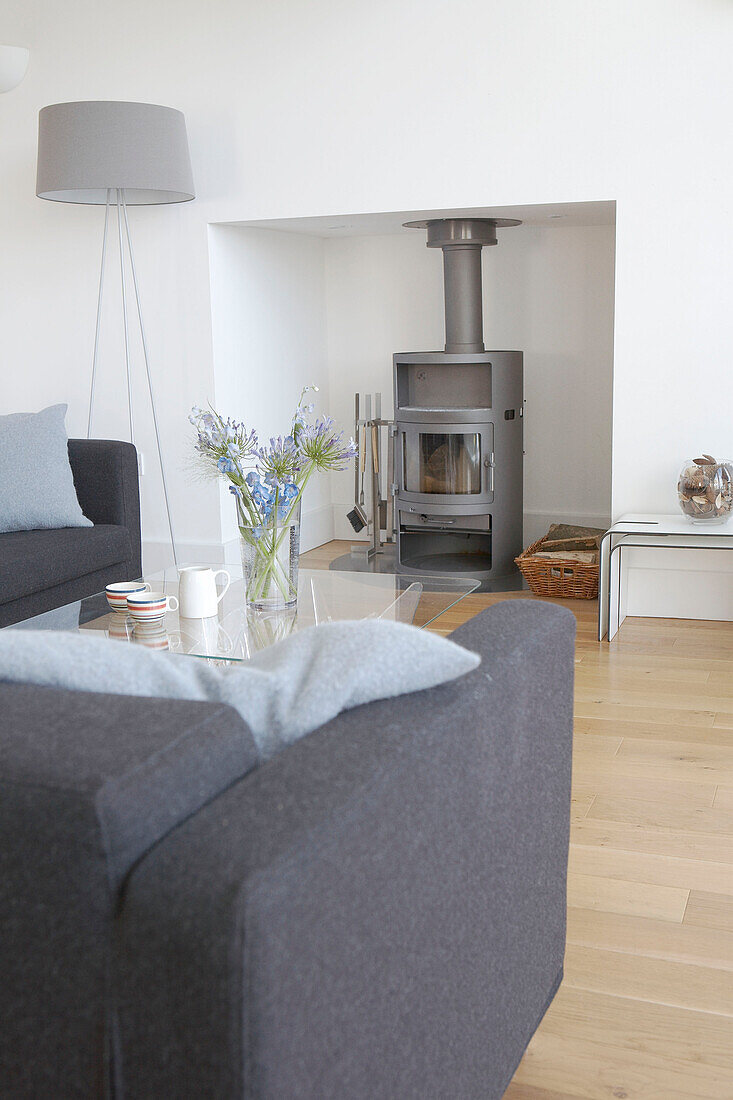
[227,200,616,239]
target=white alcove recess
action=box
[208,201,616,560]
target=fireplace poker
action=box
[346,422,368,533]
[371,421,381,517]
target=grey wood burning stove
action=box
[393,218,523,582]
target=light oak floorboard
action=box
[574,682,733,717]
[713,712,733,729]
[621,619,733,639]
[588,794,733,834]
[569,844,733,898]
[570,817,733,864]
[714,785,733,810]
[540,985,733,1071]
[576,659,712,682]
[299,541,733,1097]
[685,892,733,935]
[503,1086,579,1100]
[580,749,733,789]
[672,640,733,661]
[614,737,733,783]
[563,943,733,1017]
[707,670,733,690]
[574,713,733,747]
[566,871,689,921]
[566,907,733,971]
[571,769,716,808]
[570,792,595,823]
[578,650,733,674]
[574,699,717,727]
[578,669,719,695]
[571,732,623,758]
[606,639,682,655]
[511,1030,733,1100]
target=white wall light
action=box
[0,45,29,93]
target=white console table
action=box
[598,512,733,641]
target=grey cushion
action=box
[0,525,131,605]
[0,404,92,533]
[0,619,480,760]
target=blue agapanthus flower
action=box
[257,434,300,488]
[235,471,300,526]
[189,406,258,473]
[191,386,350,540]
[296,416,357,471]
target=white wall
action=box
[323,231,443,539]
[321,223,615,544]
[488,224,615,544]
[1,0,732,616]
[208,224,332,555]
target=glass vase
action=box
[677,457,733,524]
[236,496,301,612]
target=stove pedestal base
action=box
[328,544,526,593]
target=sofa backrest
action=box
[68,438,142,577]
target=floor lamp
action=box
[36,100,196,567]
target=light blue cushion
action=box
[0,619,480,760]
[0,404,92,533]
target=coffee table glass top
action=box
[13,567,479,661]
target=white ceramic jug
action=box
[178,565,230,618]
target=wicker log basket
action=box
[515,525,603,600]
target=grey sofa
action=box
[0,600,575,1099]
[0,439,142,628]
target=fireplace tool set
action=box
[344,217,524,584]
[346,392,394,566]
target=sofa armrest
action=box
[114,601,576,1099]
[0,682,256,1098]
[67,439,141,574]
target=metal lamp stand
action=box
[88,187,177,567]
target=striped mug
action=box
[126,590,179,623]
[105,580,151,614]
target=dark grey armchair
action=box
[0,439,141,627]
[0,600,575,1098]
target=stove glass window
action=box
[404,432,481,495]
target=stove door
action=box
[398,422,494,506]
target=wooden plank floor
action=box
[301,542,733,1099]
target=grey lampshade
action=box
[36,101,195,205]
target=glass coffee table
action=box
[12,567,479,661]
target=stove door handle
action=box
[486,451,495,493]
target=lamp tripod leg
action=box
[88,189,111,438]
[116,190,135,445]
[120,192,178,569]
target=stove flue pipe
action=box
[404,217,521,355]
[442,243,485,354]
